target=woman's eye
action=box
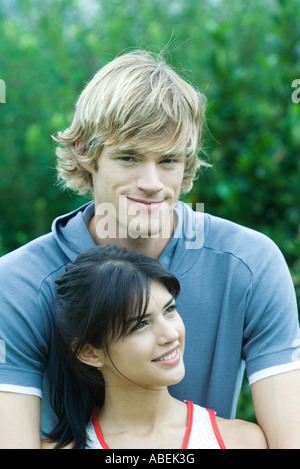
[131,320,148,332]
[137,321,146,329]
[165,304,176,314]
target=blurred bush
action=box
[1,0,300,421]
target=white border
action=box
[0,384,42,398]
[248,361,300,386]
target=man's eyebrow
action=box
[163,152,185,160]
[114,148,140,156]
[112,149,183,158]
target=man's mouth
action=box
[127,197,165,212]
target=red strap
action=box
[182,400,193,448]
[206,408,226,449]
[92,402,209,450]
[92,407,110,449]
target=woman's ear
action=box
[77,344,104,368]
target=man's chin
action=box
[125,213,174,240]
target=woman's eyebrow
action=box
[164,296,175,309]
[126,297,174,325]
[125,313,151,327]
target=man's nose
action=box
[136,162,163,194]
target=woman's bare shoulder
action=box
[216,417,268,449]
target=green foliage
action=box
[1,0,300,422]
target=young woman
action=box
[43,245,267,449]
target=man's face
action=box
[91,145,185,240]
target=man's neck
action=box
[88,210,174,260]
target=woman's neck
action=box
[99,386,174,433]
[96,386,188,449]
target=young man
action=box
[0,50,300,448]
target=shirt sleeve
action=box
[242,234,300,384]
[0,246,55,397]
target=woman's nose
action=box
[157,317,180,345]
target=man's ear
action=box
[77,344,104,368]
[79,160,93,173]
[75,141,94,173]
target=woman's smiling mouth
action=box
[152,347,180,365]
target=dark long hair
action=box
[46,245,180,449]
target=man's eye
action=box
[120,156,134,162]
[161,158,175,164]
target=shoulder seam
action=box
[38,262,68,333]
[202,245,254,278]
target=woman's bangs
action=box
[106,271,150,343]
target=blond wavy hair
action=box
[53,50,208,196]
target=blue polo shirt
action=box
[0,201,299,433]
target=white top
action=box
[85,401,226,449]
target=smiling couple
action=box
[1,50,300,449]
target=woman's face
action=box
[98,280,185,391]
